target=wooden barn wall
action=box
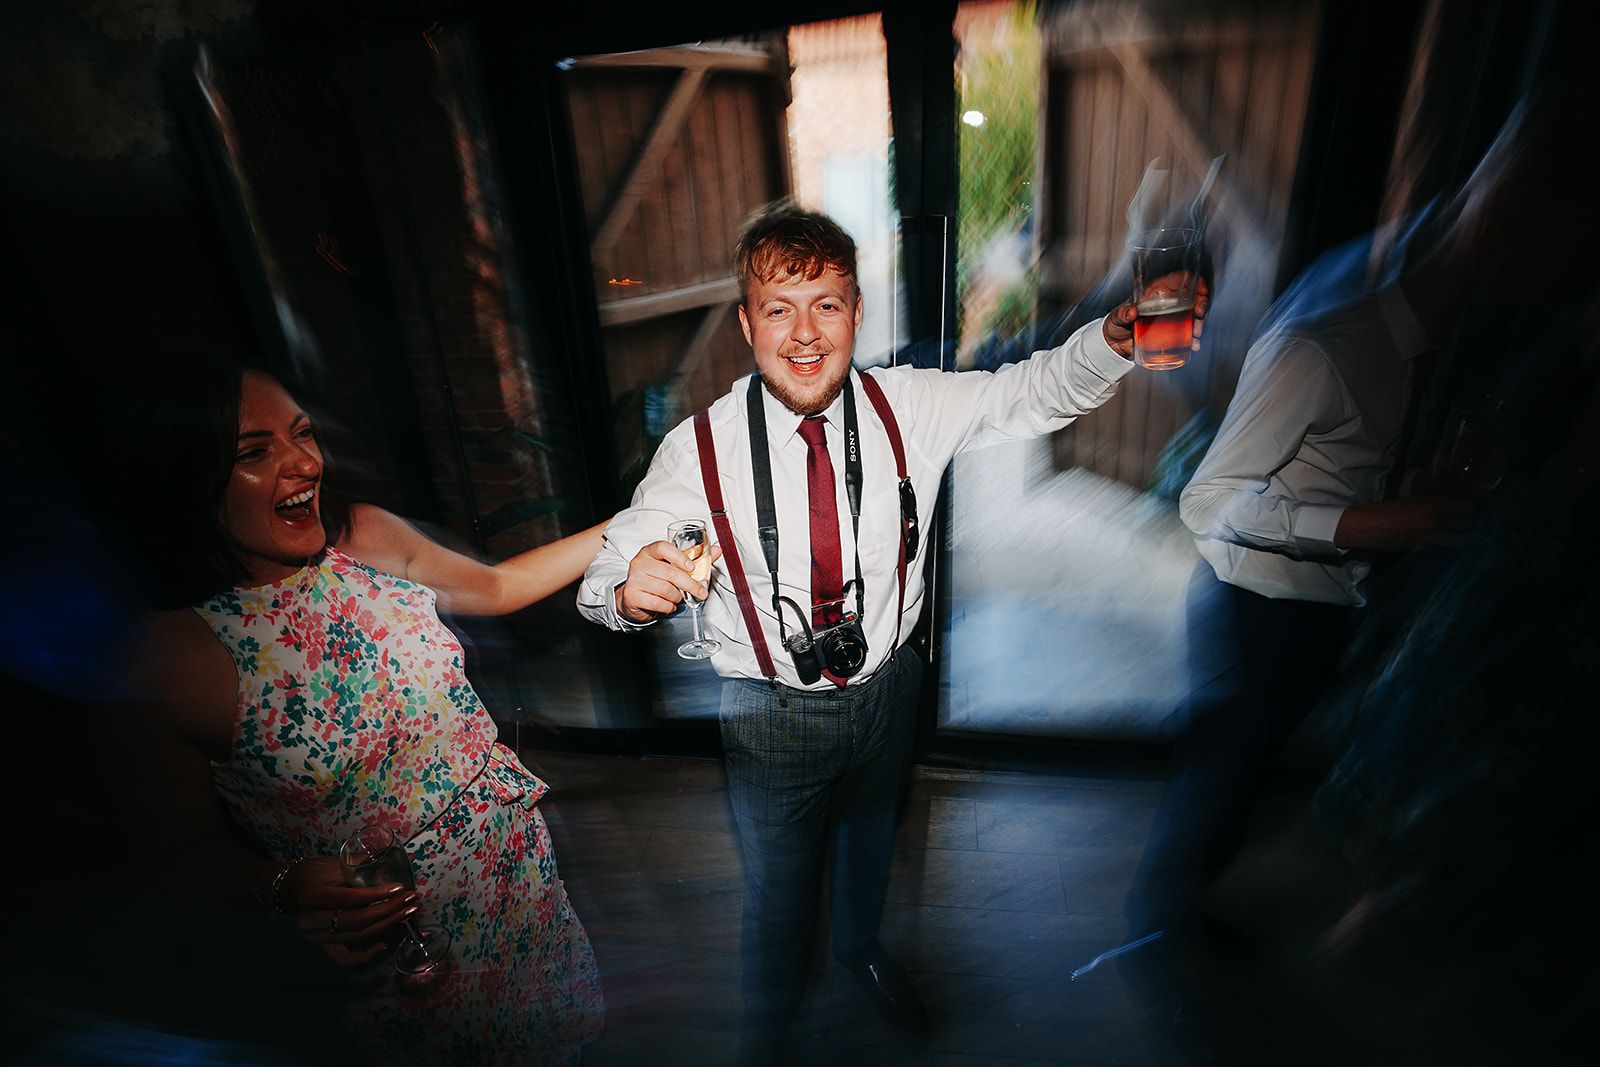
[564,42,792,488]
[1037,1,1320,492]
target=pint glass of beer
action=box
[1128,228,1203,370]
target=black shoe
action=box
[841,945,929,1032]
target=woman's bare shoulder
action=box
[335,503,418,578]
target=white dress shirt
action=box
[1179,283,1435,605]
[578,318,1133,688]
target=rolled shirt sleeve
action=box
[1180,334,1353,562]
[1178,285,1426,605]
[578,315,1135,676]
[576,430,710,633]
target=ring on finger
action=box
[329,908,342,933]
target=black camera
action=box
[777,595,868,685]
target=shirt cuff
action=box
[1294,503,1348,557]
[608,581,658,632]
[1081,316,1137,378]
[578,573,657,632]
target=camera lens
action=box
[822,625,868,676]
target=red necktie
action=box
[798,416,844,639]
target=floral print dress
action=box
[195,547,603,1065]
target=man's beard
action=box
[760,348,851,416]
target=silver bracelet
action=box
[269,856,308,920]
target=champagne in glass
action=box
[339,824,451,976]
[667,519,721,660]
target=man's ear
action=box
[853,293,863,335]
[738,304,753,347]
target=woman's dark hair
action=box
[110,349,350,608]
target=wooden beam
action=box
[1109,43,1217,191]
[1108,41,1264,246]
[1042,9,1306,63]
[596,276,742,328]
[591,66,708,265]
[567,46,781,74]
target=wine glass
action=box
[339,823,451,975]
[1436,396,1507,497]
[667,518,721,660]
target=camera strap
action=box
[749,374,867,643]
[691,371,913,682]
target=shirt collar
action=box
[761,370,855,445]
[1376,281,1434,361]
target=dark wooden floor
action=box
[2,707,1585,1065]
[523,744,1596,1067]
[525,749,1296,1066]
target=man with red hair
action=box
[581,202,1151,1063]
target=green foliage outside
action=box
[986,271,1038,340]
[956,1,1040,339]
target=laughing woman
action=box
[131,358,605,1065]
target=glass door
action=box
[934,0,1321,743]
[552,0,1321,747]
[560,14,902,721]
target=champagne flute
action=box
[667,518,721,660]
[339,823,451,976]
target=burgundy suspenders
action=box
[693,408,778,679]
[692,371,915,682]
[857,372,913,639]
